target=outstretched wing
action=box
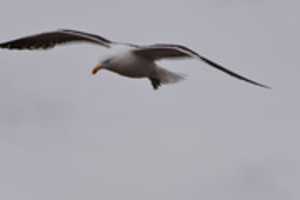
[0,29,112,50]
[133,44,270,89]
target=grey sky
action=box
[0,0,299,199]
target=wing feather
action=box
[133,44,270,88]
[0,29,112,50]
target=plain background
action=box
[0,0,299,199]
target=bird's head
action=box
[91,59,112,75]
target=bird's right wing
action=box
[0,29,113,50]
[133,44,271,89]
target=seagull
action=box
[0,29,270,90]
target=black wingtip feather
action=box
[0,29,112,50]
[199,56,271,89]
[0,42,14,49]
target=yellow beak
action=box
[91,64,102,75]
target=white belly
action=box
[107,51,155,78]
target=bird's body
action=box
[0,29,270,90]
[105,48,154,78]
[95,46,185,89]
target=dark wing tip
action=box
[246,80,272,89]
[0,41,20,49]
[253,82,272,89]
[0,29,113,50]
[0,35,56,50]
[0,42,11,49]
[0,41,53,50]
[199,56,271,89]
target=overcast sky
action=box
[0,0,299,200]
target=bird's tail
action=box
[155,67,186,84]
[150,67,185,90]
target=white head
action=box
[91,45,132,75]
[91,58,112,75]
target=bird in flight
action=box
[0,29,270,90]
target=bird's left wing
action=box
[133,44,271,89]
[0,29,113,50]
